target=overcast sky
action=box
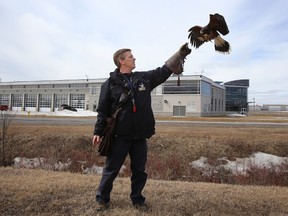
[0,0,287,105]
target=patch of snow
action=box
[190,152,288,176]
[13,157,71,171]
[13,110,98,117]
[226,114,246,117]
[12,157,127,176]
[81,164,126,176]
[81,164,103,175]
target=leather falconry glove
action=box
[165,43,191,75]
[165,43,191,86]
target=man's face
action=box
[121,51,136,70]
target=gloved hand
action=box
[165,43,191,74]
[179,43,192,57]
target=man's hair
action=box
[113,48,131,68]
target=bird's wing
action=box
[188,26,206,48]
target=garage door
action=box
[173,106,186,116]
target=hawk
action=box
[188,13,231,54]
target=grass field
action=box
[1,112,288,215]
[1,167,288,216]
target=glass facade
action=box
[163,80,200,94]
[201,81,211,96]
[224,79,249,112]
[163,80,213,96]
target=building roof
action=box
[224,79,249,87]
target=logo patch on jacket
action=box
[138,83,146,91]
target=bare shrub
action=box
[273,141,288,156]
[0,111,15,166]
[224,136,255,158]
[8,131,103,173]
[6,117,288,187]
[147,153,187,180]
[240,162,288,186]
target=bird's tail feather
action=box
[214,35,231,54]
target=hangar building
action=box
[0,75,247,117]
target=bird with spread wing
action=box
[188,13,231,54]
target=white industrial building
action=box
[0,74,226,117]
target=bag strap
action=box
[109,74,140,113]
[111,107,122,118]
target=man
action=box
[93,43,191,211]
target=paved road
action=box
[13,116,288,127]
[13,116,96,125]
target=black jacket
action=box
[94,65,172,140]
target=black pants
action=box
[96,137,148,204]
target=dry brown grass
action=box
[2,114,288,184]
[1,167,288,216]
[1,113,288,215]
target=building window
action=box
[25,85,39,89]
[12,85,25,89]
[163,80,200,94]
[201,81,211,96]
[39,94,52,108]
[54,94,68,108]
[70,83,87,88]
[53,84,69,89]
[39,84,53,89]
[0,94,10,105]
[12,94,23,107]
[0,85,11,89]
[90,86,97,95]
[70,94,85,109]
[25,94,37,107]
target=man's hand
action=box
[179,43,192,57]
[165,43,192,75]
[93,135,101,147]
